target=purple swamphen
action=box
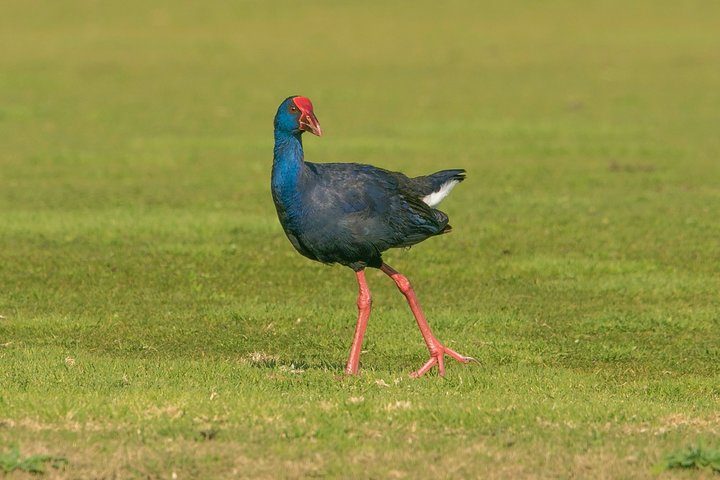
[271,96,474,377]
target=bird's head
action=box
[274,96,322,137]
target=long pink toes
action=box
[409,345,476,378]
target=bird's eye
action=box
[289,105,298,112]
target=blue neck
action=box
[272,129,305,199]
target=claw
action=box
[409,345,476,378]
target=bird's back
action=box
[283,162,463,269]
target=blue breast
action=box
[271,130,306,224]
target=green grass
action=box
[1,0,719,478]
[664,445,720,473]
[0,446,67,474]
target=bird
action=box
[271,95,474,377]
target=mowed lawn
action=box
[1,1,719,478]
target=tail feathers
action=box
[422,169,466,207]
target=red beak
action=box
[293,96,322,136]
[299,110,322,136]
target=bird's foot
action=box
[410,344,476,378]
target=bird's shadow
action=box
[243,352,470,377]
[244,356,346,373]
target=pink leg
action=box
[345,269,372,375]
[381,263,475,377]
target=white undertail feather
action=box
[422,179,460,207]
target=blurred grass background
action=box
[1,1,719,478]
